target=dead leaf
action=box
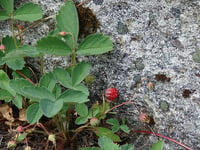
[0,104,14,122]
[19,109,26,122]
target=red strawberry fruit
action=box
[105,87,119,101]
[139,113,150,123]
[90,117,100,126]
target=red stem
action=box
[23,123,36,130]
[131,130,194,150]
[37,123,49,135]
[16,70,35,85]
[105,101,134,113]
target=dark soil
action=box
[0,118,135,150]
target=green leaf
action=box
[22,87,55,101]
[0,70,10,85]
[3,45,39,60]
[37,36,71,56]
[75,116,88,125]
[120,125,130,134]
[58,89,88,103]
[0,89,13,100]
[77,34,113,55]
[75,103,88,117]
[26,103,43,124]
[0,10,9,20]
[94,127,121,142]
[1,38,29,70]
[106,118,120,126]
[13,3,42,21]
[12,94,22,109]
[9,78,34,98]
[106,118,130,133]
[72,61,91,86]
[0,51,5,65]
[0,0,13,14]
[53,67,72,88]
[98,136,120,150]
[149,140,164,150]
[88,107,100,118]
[6,58,25,70]
[106,118,120,133]
[0,70,15,96]
[66,65,75,74]
[52,84,62,99]
[56,1,79,49]
[16,133,27,142]
[98,102,110,119]
[40,98,63,118]
[39,72,57,92]
[73,84,89,95]
[2,36,18,54]
[121,144,134,150]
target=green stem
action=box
[54,115,67,140]
[102,93,106,112]
[71,48,76,66]
[66,32,76,66]
[40,55,44,76]
[11,18,18,49]
[64,104,72,140]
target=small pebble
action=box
[133,74,142,84]
[117,22,128,35]
[135,61,145,70]
[192,50,200,63]
[93,0,103,5]
[159,101,170,112]
[170,7,181,18]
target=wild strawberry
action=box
[147,82,154,90]
[58,31,67,36]
[0,44,6,53]
[90,117,99,126]
[16,126,24,133]
[139,113,150,123]
[105,87,119,101]
[17,25,23,30]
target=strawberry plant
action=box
[0,0,132,149]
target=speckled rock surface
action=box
[0,0,200,149]
[86,1,200,149]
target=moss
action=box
[182,89,192,98]
[154,73,170,82]
[192,49,200,63]
[76,4,100,38]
